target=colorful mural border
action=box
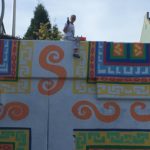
[73,42,96,94]
[74,129,150,150]
[96,83,150,99]
[0,128,31,150]
[87,42,97,83]
[87,42,150,84]
[0,40,20,81]
[0,41,34,94]
[103,42,150,66]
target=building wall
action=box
[0,40,150,150]
[140,14,150,42]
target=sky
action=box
[2,0,150,42]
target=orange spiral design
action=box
[0,102,29,121]
[130,102,150,122]
[72,100,120,123]
[38,45,67,95]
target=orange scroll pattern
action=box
[38,45,67,95]
[130,102,150,122]
[72,100,120,123]
[0,102,29,121]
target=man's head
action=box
[70,15,76,23]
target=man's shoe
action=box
[73,53,80,58]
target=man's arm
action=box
[63,24,69,33]
[63,17,70,33]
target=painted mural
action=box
[0,39,150,150]
[0,128,31,150]
[74,129,150,150]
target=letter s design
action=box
[38,45,67,95]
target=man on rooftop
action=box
[63,15,80,58]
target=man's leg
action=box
[73,37,80,58]
[64,36,80,58]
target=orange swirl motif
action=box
[38,45,67,95]
[130,102,150,122]
[0,102,29,121]
[72,100,120,123]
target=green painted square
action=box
[110,43,127,59]
[130,44,146,60]
[0,128,31,150]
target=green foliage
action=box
[51,24,62,40]
[34,22,62,40]
[35,22,51,40]
[24,3,62,40]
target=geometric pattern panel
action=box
[97,83,150,99]
[104,42,150,66]
[88,42,150,84]
[73,42,96,94]
[0,40,19,81]
[0,128,31,150]
[0,41,34,94]
[87,42,97,83]
[74,129,150,150]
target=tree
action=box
[35,22,51,40]
[51,24,62,40]
[24,4,51,39]
[24,3,62,40]
[34,22,62,40]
